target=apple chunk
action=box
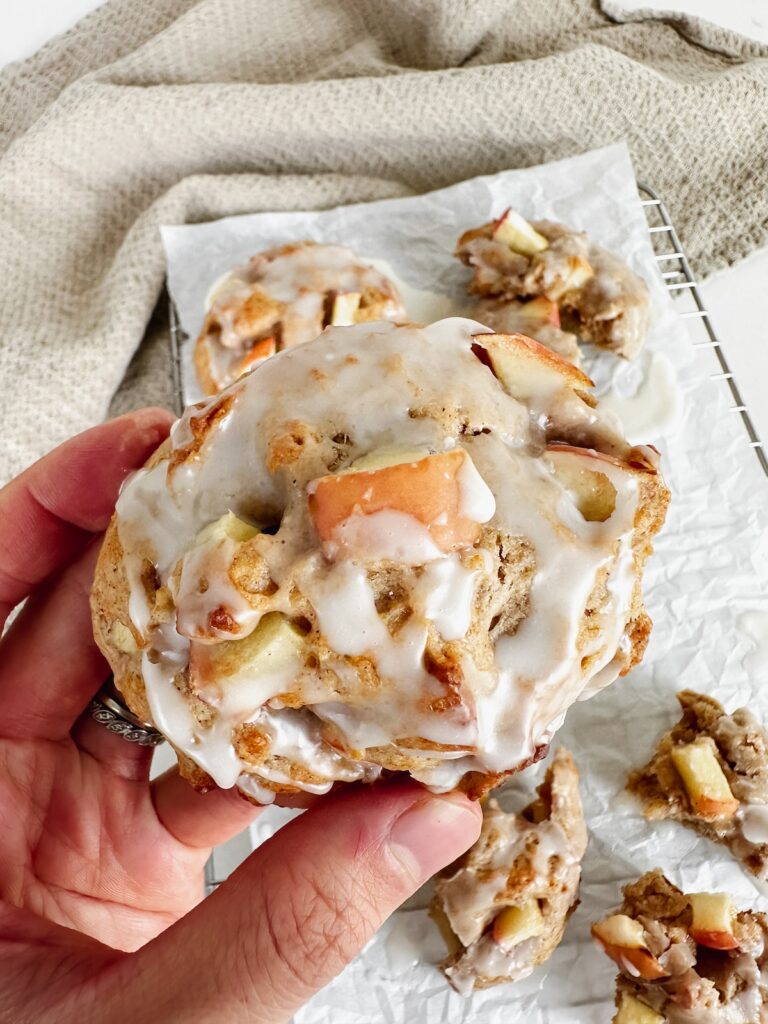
[591,914,668,980]
[492,207,549,257]
[689,892,739,950]
[190,612,306,714]
[196,511,260,546]
[545,445,619,522]
[472,332,593,404]
[561,255,594,294]
[509,296,561,331]
[328,291,362,326]
[614,993,665,1024]
[492,900,545,949]
[308,448,491,554]
[522,296,560,327]
[670,738,738,820]
[235,336,278,379]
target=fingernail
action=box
[388,794,482,883]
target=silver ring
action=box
[89,681,165,747]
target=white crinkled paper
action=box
[161,144,768,1023]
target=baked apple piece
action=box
[308,447,494,556]
[474,295,582,367]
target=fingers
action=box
[131,783,482,1023]
[151,767,264,849]
[0,408,173,627]
[0,541,111,739]
[71,714,155,782]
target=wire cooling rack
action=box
[167,182,768,895]
[169,184,767,478]
[636,182,767,477]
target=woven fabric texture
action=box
[1,0,766,481]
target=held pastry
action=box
[456,208,650,360]
[91,317,669,803]
[430,747,587,994]
[628,690,768,880]
[193,241,406,394]
[592,870,768,1023]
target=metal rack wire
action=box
[637,182,767,477]
[169,182,768,897]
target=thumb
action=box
[128,783,481,1023]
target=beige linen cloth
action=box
[1,0,766,483]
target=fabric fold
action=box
[1,0,766,480]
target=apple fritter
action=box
[92,319,668,804]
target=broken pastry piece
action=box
[628,690,768,881]
[194,241,406,394]
[431,748,587,995]
[456,208,650,361]
[593,870,768,1023]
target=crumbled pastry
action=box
[628,690,768,881]
[430,748,587,994]
[592,870,768,1023]
[193,241,406,394]
[91,318,668,803]
[456,208,650,360]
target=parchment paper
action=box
[161,144,768,1023]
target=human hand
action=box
[0,410,481,1023]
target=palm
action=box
[0,735,206,951]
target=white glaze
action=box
[413,556,477,641]
[325,509,443,564]
[174,528,259,641]
[456,453,496,523]
[599,351,682,443]
[739,804,768,846]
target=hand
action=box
[0,410,481,1023]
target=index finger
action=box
[0,408,174,626]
